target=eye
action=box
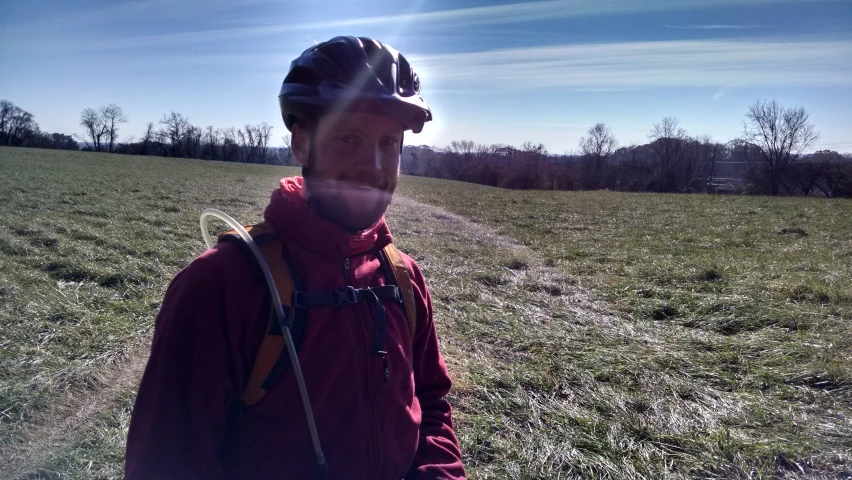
[338,134,359,145]
[380,136,399,149]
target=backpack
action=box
[218,222,418,417]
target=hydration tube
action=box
[199,208,328,477]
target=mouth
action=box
[308,177,393,199]
[345,182,374,189]
[341,180,386,192]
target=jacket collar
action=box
[263,176,393,259]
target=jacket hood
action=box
[263,176,394,258]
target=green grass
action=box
[1,147,850,479]
[0,148,296,478]
[396,177,852,478]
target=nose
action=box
[354,141,383,172]
[369,141,384,171]
[343,141,385,186]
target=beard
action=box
[303,167,394,233]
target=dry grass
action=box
[1,343,148,479]
[394,177,851,479]
[1,147,849,478]
[0,147,295,478]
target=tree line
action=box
[2,98,850,197]
[118,112,281,164]
[75,105,284,165]
[2,99,289,164]
[0,100,78,150]
[402,100,852,198]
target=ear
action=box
[290,122,310,166]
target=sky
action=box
[1,0,851,153]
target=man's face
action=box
[292,109,403,233]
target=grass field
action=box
[0,146,850,479]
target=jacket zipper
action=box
[352,297,382,477]
[345,255,385,382]
[348,254,384,477]
[343,257,351,285]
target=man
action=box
[125,36,465,479]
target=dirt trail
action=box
[391,195,615,320]
[392,196,530,254]
[1,343,150,479]
[0,195,599,477]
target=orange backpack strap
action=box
[381,244,418,342]
[218,223,302,407]
[218,228,417,420]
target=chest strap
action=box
[219,223,419,409]
[294,284,402,383]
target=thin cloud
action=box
[664,24,764,29]
[408,39,852,89]
[1,0,274,31]
[147,37,852,91]
[713,87,731,100]
[76,0,836,50]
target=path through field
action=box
[3,190,849,479]
[2,194,569,478]
[1,343,148,478]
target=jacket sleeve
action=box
[405,259,466,480]
[125,250,235,479]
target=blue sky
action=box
[1,0,851,152]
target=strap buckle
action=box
[293,291,307,309]
[330,286,359,306]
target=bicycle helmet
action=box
[279,36,432,133]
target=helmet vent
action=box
[312,57,337,80]
[284,65,321,87]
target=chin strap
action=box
[301,122,318,179]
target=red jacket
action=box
[125,177,465,479]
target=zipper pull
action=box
[343,257,351,285]
[373,350,389,384]
[382,354,389,384]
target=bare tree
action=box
[256,122,273,164]
[0,100,14,143]
[158,111,191,157]
[402,145,439,176]
[237,127,251,163]
[792,150,843,197]
[1,101,38,147]
[521,141,549,189]
[610,143,654,191]
[236,124,271,164]
[648,116,688,192]
[79,107,107,152]
[185,125,202,158]
[221,127,239,162]
[742,99,819,195]
[694,135,720,193]
[141,122,155,155]
[202,126,221,160]
[578,122,618,189]
[280,134,294,165]
[448,139,475,155]
[443,140,475,180]
[0,101,80,150]
[100,104,127,153]
[77,104,126,152]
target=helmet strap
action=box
[301,122,318,178]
